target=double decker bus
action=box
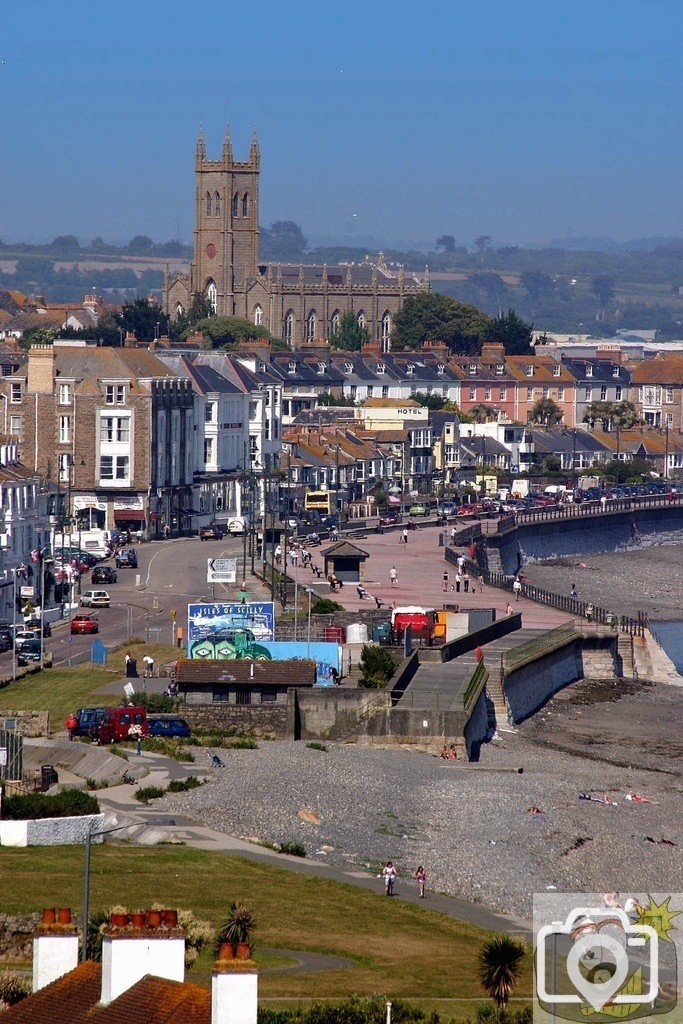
[304,490,332,515]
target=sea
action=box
[651,621,683,674]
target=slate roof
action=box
[561,358,631,383]
[176,658,316,687]
[13,346,177,392]
[158,356,242,396]
[321,540,369,559]
[529,427,609,455]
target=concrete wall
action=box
[464,688,489,761]
[294,688,391,741]
[0,812,105,847]
[181,703,290,738]
[359,707,468,755]
[504,641,583,723]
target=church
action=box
[163,128,428,349]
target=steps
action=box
[485,674,510,731]
[617,633,635,681]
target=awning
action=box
[114,509,146,521]
[181,508,202,516]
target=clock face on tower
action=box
[205,243,216,259]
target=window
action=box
[287,361,296,374]
[317,362,326,374]
[330,310,341,334]
[58,383,71,405]
[350,385,357,399]
[666,387,674,403]
[260,690,277,703]
[206,191,212,216]
[204,438,214,465]
[469,387,477,400]
[406,364,414,375]
[59,416,70,443]
[469,363,477,375]
[558,386,565,400]
[382,385,389,398]
[9,414,21,436]
[58,453,70,482]
[584,387,591,400]
[437,363,446,375]
[284,311,293,344]
[615,385,622,401]
[232,193,239,217]
[214,191,221,216]
[242,193,249,217]
[600,386,607,401]
[100,416,130,442]
[612,366,620,378]
[542,386,549,398]
[552,364,561,377]
[204,402,216,423]
[175,302,185,318]
[526,364,534,377]
[484,387,492,400]
[527,386,533,401]
[376,363,386,374]
[105,384,125,405]
[100,455,130,482]
[344,362,353,373]
[254,304,263,327]
[666,411,673,426]
[212,689,230,703]
[381,311,391,344]
[499,387,507,400]
[496,363,504,375]
[305,310,316,340]
[10,382,21,403]
[357,311,366,330]
[586,365,593,377]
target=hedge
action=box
[1,789,100,820]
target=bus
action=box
[304,490,332,514]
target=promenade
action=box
[297,523,569,630]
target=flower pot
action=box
[129,912,145,928]
[41,909,57,926]
[110,913,129,928]
[145,910,161,928]
[236,942,251,960]
[161,909,178,928]
[218,942,235,960]
[57,908,72,925]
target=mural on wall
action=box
[187,603,275,659]
[259,641,341,687]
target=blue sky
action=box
[1,0,682,248]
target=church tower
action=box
[190,126,260,316]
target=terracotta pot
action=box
[129,912,145,928]
[57,908,72,925]
[236,942,251,960]
[218,942,235,960]
[41,908,57,926]
[110,913,129,928]
[161,909,178,928]
[145,910,162,928]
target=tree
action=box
[612,400,639,428]
[171,292,213,339]
[583,400,615,429]
[474,235,492,263]
[260,221,307,260]
[520,270,554,306]
[436,234,456,254]
[530,397,563,426]
[19,325,57,351]
[359,645,396,689]
[469,403,498,423]
[477,935,526,1009]
[412,391,447,410]
[329,310,369,351]
[120,299,168,340]
[392,292,491,354]
[49,234,81,253]
[189,316,272,348]
[591,274,615,313]
[487,309,534,355]
[126,235,155,255]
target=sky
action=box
[1,0,683,249]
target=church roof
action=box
[260,263,422,288]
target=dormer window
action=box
[376,363,386,374]
[317,362,326,374]
[612,366,620,378]
[437,364,445,375]
[586,365,593,378]
[495,364,504,375]
[406,364,414,375]
[525,365,534,377]
[258,361,266,372]
[468,363,477,375]
[344,362,353,374]
[288,361,296,374]
[552,364,561,377]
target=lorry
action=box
[391,606,437,645]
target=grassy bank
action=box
[0,845,533,1004]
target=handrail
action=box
[507,492,683,528]
[463,660,487,708]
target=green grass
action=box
[0,642,180,724]
[0,845,533,1004]
[306,741,328,752]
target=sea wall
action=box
[503,639,584,722]
[492,506,683,575]
[0,812,105,848]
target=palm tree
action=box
[478,934,526,1008]
[470,403,497,424]
[530,396,563,426]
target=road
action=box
[0,534,261,675]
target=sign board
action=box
[207,557,237,584]
[187,602,275,656]
[20,586,35,599]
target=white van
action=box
[80,590,111,608]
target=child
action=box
[415,865,426,898]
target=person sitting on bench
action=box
[356,582,370,600]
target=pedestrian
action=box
[415,865,426,899]
[442,570,449,592]
[505,602,513,615]
[457,553,465,572]
[463,569,469,593]
[513,577,522,602]
[274,544,282,566]
[163,524,170,541]
[586,603,594,623]
[600,494,607,511]
[382,861,397,897]
[290,549,298,568]
[65,712,78,741]
[128,723,143,756]
[400,528,409,544]
[143,655,154,678]
[450,527,457,546]
[455,572,461,593]
[570,583,578,598]
[390,566,398,588]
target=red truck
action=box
[391,606,437,645]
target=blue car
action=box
[147,717,192,739]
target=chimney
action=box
[27,344,56,394]
[33,908,79,992]
[100,909,185,1005]
[480,342,505,363]
[211,944,258,1024]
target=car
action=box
[379,508,400,525]
[456,505,478,517]
[0,633,12,653]
[24,618,52,638]
[147,717,192,739]
[75,707,105,737]
[115,548,138,568]
[92,566,118,584]
[97,706,148,745]
[408,503,429,517]
[439,501,457,516]
[71,613,99,635]
[17,639,42,665]
[14,629,41,648]
[199,524,223,541]
[80,590,110,608]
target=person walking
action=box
[390,566,398,588]
[586,603,594,623]
[600,494,608,512]
[143,655,155,678]
[455,572,461,593]
[505,601,513,615]
[400,528,409,545]
[457,553,466,572]
[570,583,578,598]
[513,577,522,601]
[415,865,426,898]
[65,713,78,741]
[450,526,457,546]
[382,861,397,897]
[462,569,470,593]
[442,570,449,592]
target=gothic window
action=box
[254,304,263,327]
[330,310,341,334]
[357,310,366,330]
[206,279,217,314]
[206,191,212,216]
[175,302,185,318]
[284,310,294,344]
[214,191,221,216]
[381,311,391,344]
[306,310,317,341]
[232,193,239,217]
[242,193,249,217]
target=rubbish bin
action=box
[126,659,138,678]
[41,765,59,791]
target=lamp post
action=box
[81,821,150,961]
[665,422,670,481]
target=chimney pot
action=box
[161,909,178,928]
[145,910,162,928]
[57,908,72,925]
[41,909,57,926]
[109,913,129,928]
[129,912,145,928]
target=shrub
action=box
[214,901,256,954]
[311,598,344,614]
[134,786,166,804]
[0,971,30,1007]
[136,693,179,713]
[143,737,195,762]
[359,645,396,689]
[167,776,202,793]
[306,741,328,752]
[279,841,306,857]
[1,789,99,820]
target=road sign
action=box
[207,557,237,584]
[170,609,177,620]
[20,586,35,598]
[152,596,159,610]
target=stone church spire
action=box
[222,124,233,162]
[195,127,206,162]
[250,126,260,167]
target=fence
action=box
[508,492,683,527]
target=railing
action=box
[510,492,683,527]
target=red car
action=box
[457,505,478,517]
[71,613,99,635]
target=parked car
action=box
[379,508,400,525]
[71,613,99,635]
[97,706,148,744]
[24,618,52,638]
[17,638,43,665]
[199,524,224,541]
[115,548,138,568]
[147,717,192,739]
[92,566,118,584]
[14,629,42,648]
[439,501,457,516]
[75,707,105,737]
[0,632,12,653]
[408,503,429,517]
[80,590,111,608]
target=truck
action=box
[391,606,437,645]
